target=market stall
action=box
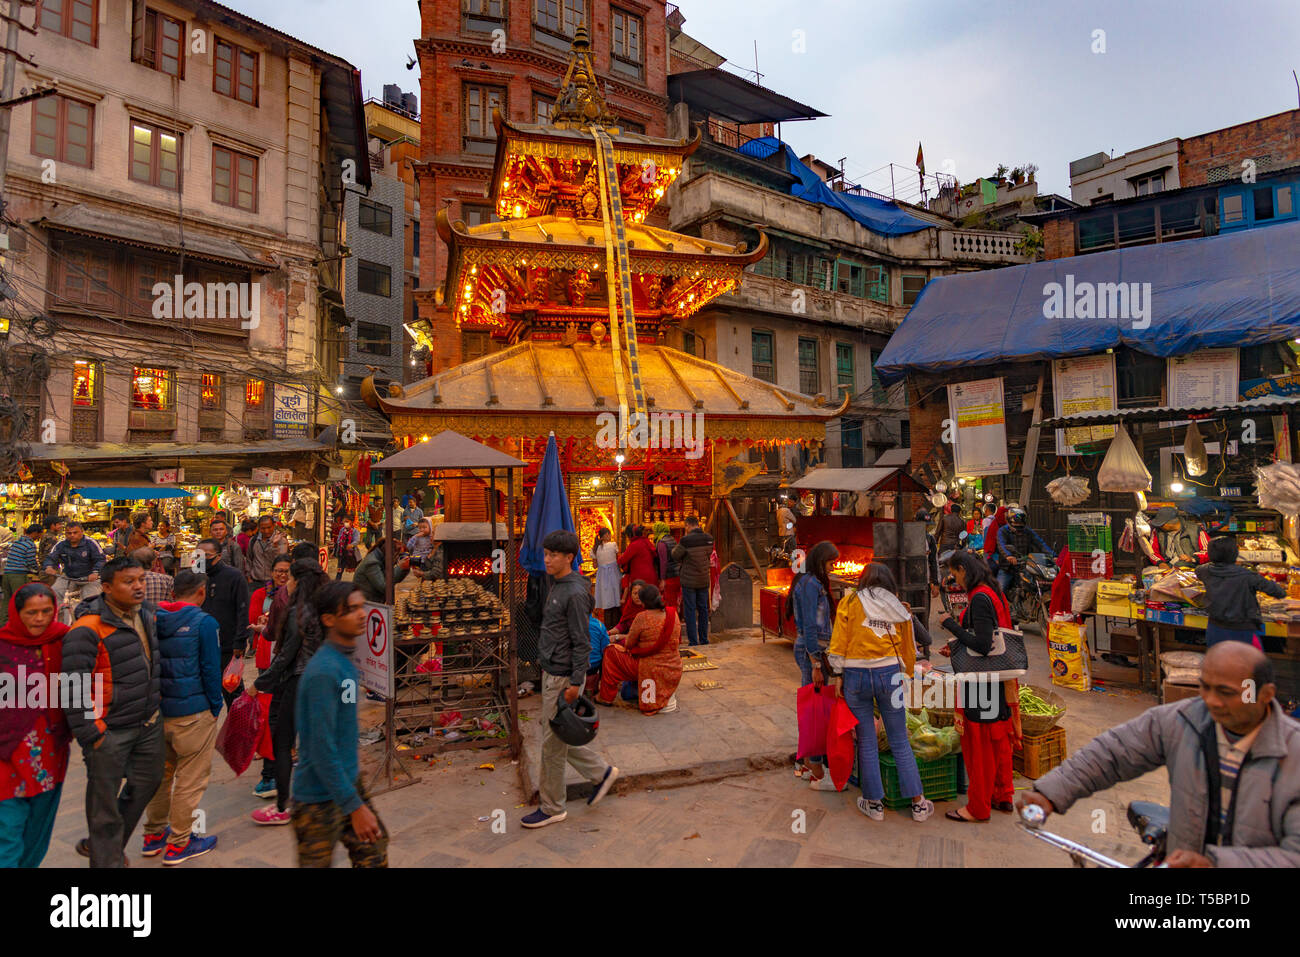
[759,467,928,641]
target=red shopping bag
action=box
[255,692,274,761]
[796,683,836,761]
[216,691,264,776]
[827,697,860,791]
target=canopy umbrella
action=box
[519,432,577,574]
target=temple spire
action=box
[551,26,618,129]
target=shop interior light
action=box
[957,478,967,486]
[421,435,430,443]
[615,453,625,465]
[335,386,344,395]
[196,493,208,503]
[1170,481,1185,493]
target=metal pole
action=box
[507,467,520,759]
[0,0,21,220]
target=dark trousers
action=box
[218,647,242,709]
[602,606,621,629]
[270,675,300,812]
[682,585,710,645]
[82,719,165,868]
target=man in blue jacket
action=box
[291,581,388,867]
[140,569,222,865]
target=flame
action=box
[448,558,494,576]
[831,560,866,578]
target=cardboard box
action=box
[1146,607,1185,626]
[1096,581,1135,617]
[1183,614,1208,630]
[1163,681,1200,705]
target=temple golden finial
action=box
[551,25,617,129]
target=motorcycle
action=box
[1020,800,1169,868]
[56,577,91,626]
[1003,550,1056,634]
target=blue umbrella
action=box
[519,432,578,573]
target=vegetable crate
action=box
[1066,551,1113,580]
[880,752,960,809]
[1013,726,1067,780]
[1067,513,1112,553]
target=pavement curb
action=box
[518,737,794,805]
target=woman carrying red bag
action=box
[939,550,1022,822]
[247,555,292,800]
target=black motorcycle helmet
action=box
[1006,507,1027,528]
[550,693,600,746]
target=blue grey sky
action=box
[243,0,1300,199]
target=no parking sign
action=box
[359,603,394,699]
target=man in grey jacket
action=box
[1020,642,1300,867]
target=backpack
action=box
[657,538,680,580]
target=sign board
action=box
[358,603,394,699]
[1240,371,1300,400]
[947,377,1009,476]
[1053,355,1116,455]
[1165,349,1239,427]
[318,546,329,569]
[150,468,184,484]
[272,385,310,439]
[250,467,294,485]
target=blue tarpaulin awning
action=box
[73,487,193,500]
[875,219,1300,383]
[737,137,933,237]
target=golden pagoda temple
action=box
[365,28,846,555]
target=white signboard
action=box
[1167,349,1239,409]
[358,603,394,699]
[1053,354,1117,455]
[948,377,1009,476]
[272,385,310,438]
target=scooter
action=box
[1019,800,1169,867]
[1004,551,1056,634]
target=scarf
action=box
[984,506,1008,557]
[855,586,911,626]
[651,521,671,543]
[0,584,69,760]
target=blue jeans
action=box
[0,784,62,868]
[682,586,710,645]
[996,567,1015,594]
[1206,623,1262,648]
[842,667,924,802]
[794,637,818,687]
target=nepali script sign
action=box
[948,377,1009,476]
[272,386,310,438]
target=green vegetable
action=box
[1019,686,1063,716]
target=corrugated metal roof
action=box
[1040,395,1300,428]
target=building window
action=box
[751,331,775,383]
[1221,193,1245,225]
[463,83,505,155]
[534,96,554,124]
[133,6,185,78]
[464,0,505,32]
[131,367,174,410]
[38,0,96,45]
[837,259,887,301]
[1078,211,1116,251]
[798,337,820,395]
[1278,186,1295,219]
[201,373,223,409]
[130,121,180,190]
[1132,171,1164,196]
[1159,197,1200,236]
[835,342,854,396]
[31,95,93,168]
[611,8,642,79]
[1254,187,1276,222]
[245,378,265,409]
[356,321,392,356]
[358,260,392,297]
[1117,206,1157,245]
[53,241,116,310]
[214,38,258,106]
[212,145,257,211]
[359,199,393,235]
[901,274,927,307]
[683,330,698,357]
[71,359,101,441]
[462,203,499,227]
[841,419,864,468]
[534,0,586,50]
[617,117,645,134]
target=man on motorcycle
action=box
[995,507,1054,594]
[43,521,106,609]
[1019,642,1300,866]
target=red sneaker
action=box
[251,807,291,826]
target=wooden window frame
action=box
[131,366,176,411]
[356,320,392,357]
[901,274,927,307]
[31,94,94,168]
[611,7,643,80]
[214,37,259,106]
[464,0,506,34]
[358,198,393,236]
[463,83,506,155]
[211,144,258,212]
[134,6,186,78]
[129,119,182,191]
[751,330,775,383]
[834,342,854,393]
[797,336,820,395]
[38,0,97,46]
[358,260,392,298]
[533,0,587,50]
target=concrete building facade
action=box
[342,171,407,392]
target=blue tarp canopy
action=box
[73,487,193,500]
[738,137,932,237]
[875,219,1300,383]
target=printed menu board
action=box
[948,377,1009,476]
[1053,355,1117,455]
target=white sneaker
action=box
[911,798,935,822]
[659,693,679,714]
[857,797,885,821]
[808,772,838,791]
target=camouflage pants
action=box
[291,777,389,868]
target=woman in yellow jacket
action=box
[827,563,934,823]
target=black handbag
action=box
[948,590,1028,680]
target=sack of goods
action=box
[1256,461,1300,514]
[1097,425,1152,493]
[1047,474,1091,506]
[1046,619,1092,692]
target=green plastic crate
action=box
[879,752,960,809]
[1067,521,1112,552]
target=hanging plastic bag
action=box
[222,656,244,693]
[796,684,836,761]
[1183,422,1208,477]
[1256,462,1300,514]
[1047,474,1090,506]
[1118,518,1136,553]
[1097,425,1151,493]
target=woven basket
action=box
[1019,684,1066,737]
[926,707,957,728]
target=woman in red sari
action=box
[0,583,71,867]
[595,584,683,714]
[609,580,647,636]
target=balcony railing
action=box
[939,228,1030,263]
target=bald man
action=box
[1019,642,1300,867]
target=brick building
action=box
[414,0,671,371]
[2,0,369,493]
